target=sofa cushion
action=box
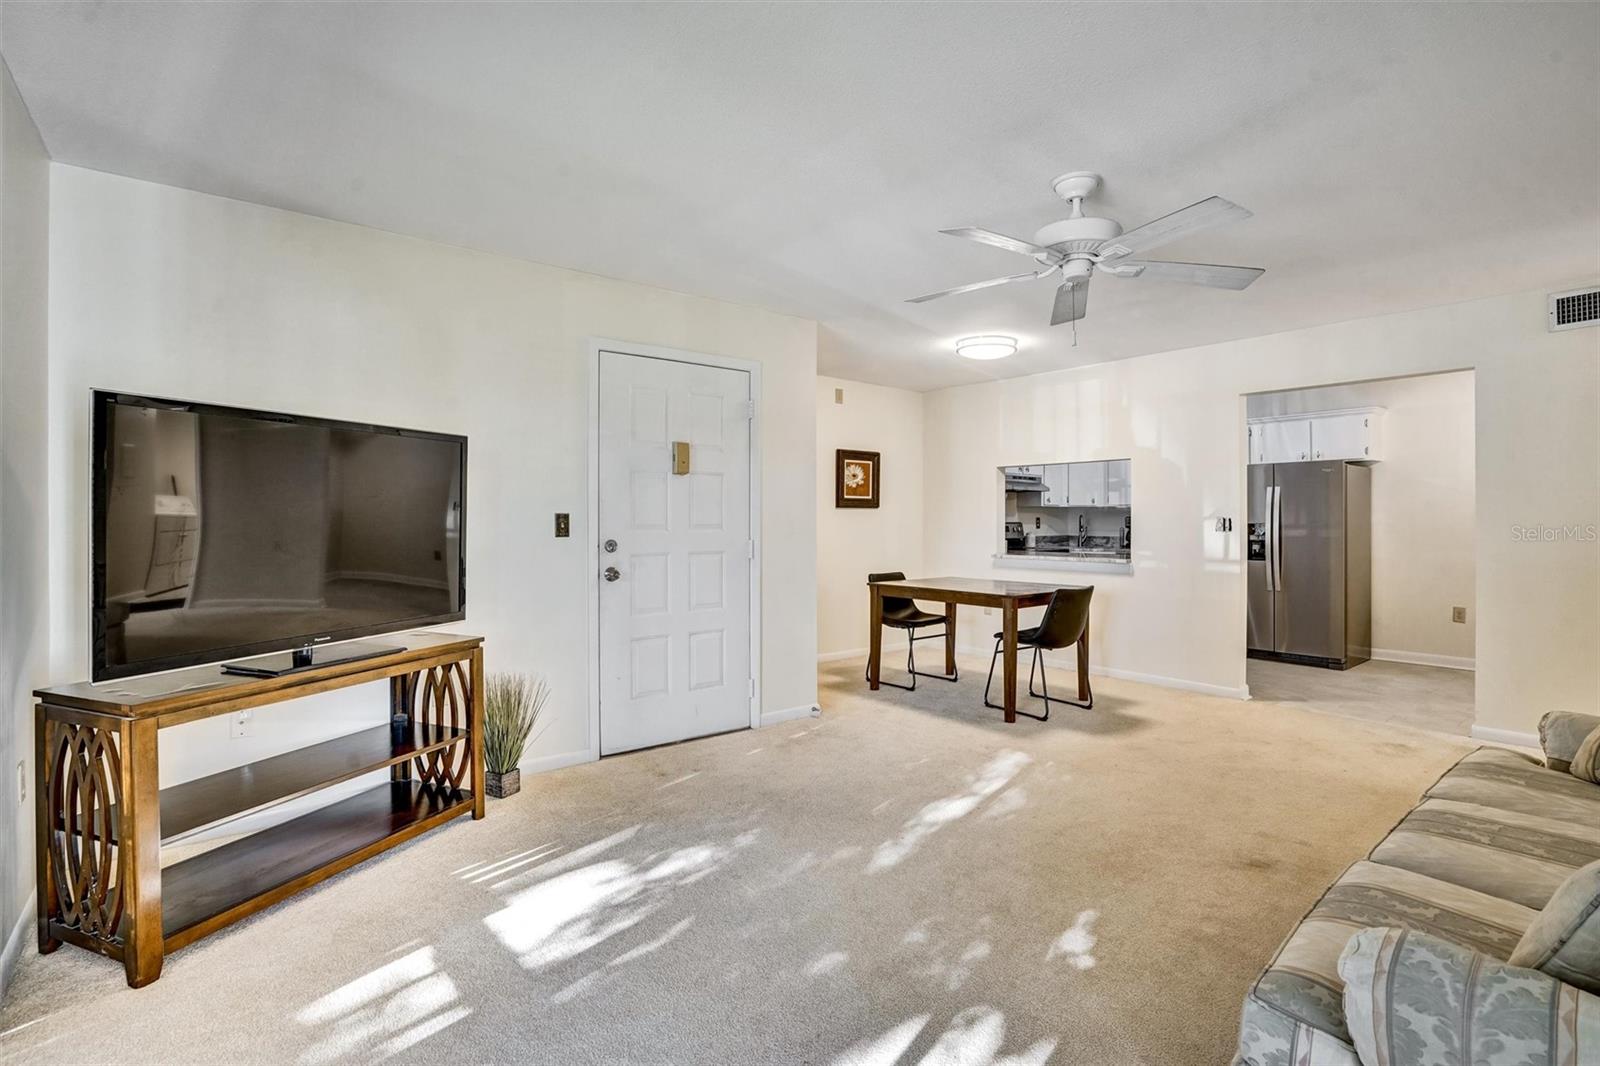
[1369,795,1600,909]
[1422,747,1600,834]
[1509,859,1600,996]
[1575,725,1600,785]
[1539,710,1600,774]
[1340,927,1600,1066]
[1242,860,1536,1050]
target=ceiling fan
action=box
[908,172,1264,326]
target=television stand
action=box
[221,640,400,677]
[34,631,484,987]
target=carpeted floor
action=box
[1,656,1473,1065]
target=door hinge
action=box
[746,540,754,559]
[748,678,755,698]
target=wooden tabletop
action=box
[36,631,484,718]
[871,576,1087,603]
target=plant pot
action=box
[485,768,520,799]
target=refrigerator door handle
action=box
[1269,485,1282,591]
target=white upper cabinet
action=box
[1248,409,1384,464]
[1311,412,1381,461]
[1257,418,1312,463]
[1068,461,1108,506]
[1041,464,1070,506]
[1104,459,1131,506]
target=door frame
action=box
[585,338,764,760]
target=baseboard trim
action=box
[817,648,869,663]
[1087,664,1251,701]
[761,703,821,727]
[1470,725,1539,750]
[1372,649,1475,672]
[1,891,35,1004]
[521,748,596,775]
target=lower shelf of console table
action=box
[162,780,471,949]
[34,632,485,986]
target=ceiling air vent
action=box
[1548,287,1600,332]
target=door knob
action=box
[603,566,621,582]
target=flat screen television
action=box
[91,391,467,682]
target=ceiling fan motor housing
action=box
[1033,214,1123,263]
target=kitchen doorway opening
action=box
[1241,369,1476,737]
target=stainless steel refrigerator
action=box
[1248,461,1371,669]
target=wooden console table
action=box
[34,632,484,987]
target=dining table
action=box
[867,576,1090,723]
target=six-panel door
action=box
[598,351,753,755]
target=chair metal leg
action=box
[866,624,958,691]
[982,637,1005,710]
[907,626,959,683]
[865,628,916,691]
[985,640,1093,717]
[1026,643,1093,712]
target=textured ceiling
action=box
[3,2,1597,389]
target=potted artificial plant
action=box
[483,672,549,799]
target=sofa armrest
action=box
[1539,710,1600,773]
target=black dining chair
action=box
[864,572,959,691]
[983,586,1094,719]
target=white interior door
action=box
[598,350,753,755]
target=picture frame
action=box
[835,449,880,508]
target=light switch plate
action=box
[554,512,570,538]
[1452,606,1467,624]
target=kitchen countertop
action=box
[994,550,1133,575]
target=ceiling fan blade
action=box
[906,271,1043,304]
[1095,196,1252,261]
[940,227,1055,258]
[1115,260,1264,290]
[1050,278,1090,325]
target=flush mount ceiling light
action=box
[955,335,1018,361]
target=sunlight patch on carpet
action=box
[870,751,1031,871]
[1046,909,1099,970]
[294,946,469,1065]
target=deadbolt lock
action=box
[603,539,618,553]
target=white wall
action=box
[0,50,50,997]
[47,166,818,790]
[1248,371,1476,667]
[924,287,1598,735]
[815,376,924,658]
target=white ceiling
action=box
[3,2,1597,390]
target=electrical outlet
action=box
[1451,606,1467,624]
[229,710,254,738]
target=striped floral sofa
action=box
[1234,712,1600,1065]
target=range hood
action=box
[1005,473,1044,491]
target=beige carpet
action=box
[1,656,1473,1065]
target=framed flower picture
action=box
[835,449,880,508]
